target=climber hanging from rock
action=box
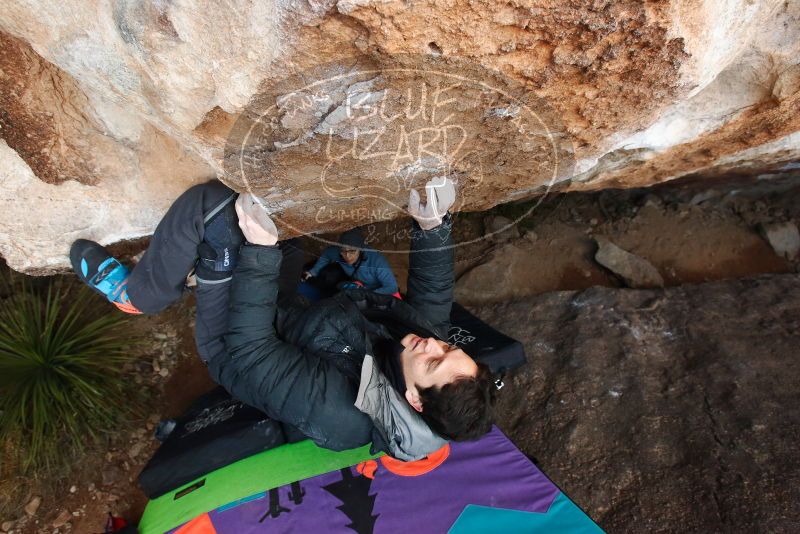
[69,177,496,461]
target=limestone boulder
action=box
[594,237,665,289]
[0,0,798,272]
[759,221,800,260]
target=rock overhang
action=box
[0,0,797,272]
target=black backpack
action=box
[137,387,288,499]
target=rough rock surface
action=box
[483,215,522,242]
[452,180,798,305]
[760,221,800,260]
[1,0,799,272]
[482,273,800,532]
[594,237,665,288]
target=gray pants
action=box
[127,180,304,366]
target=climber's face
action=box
[340,248,360,265]
[399,333,478,412]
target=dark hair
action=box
[418,362,495,441]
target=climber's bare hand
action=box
[235,193,279,247]
[407,177,456,230]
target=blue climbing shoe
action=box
[70,239,141,314]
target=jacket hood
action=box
[354,354,447,461]
[344,290,449,460]
[282,288,450,461]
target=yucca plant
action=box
[0,282,139,473]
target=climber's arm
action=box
[307,246,337,277]
[405,178,456,336]
[215,196,372,451]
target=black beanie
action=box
[338,228,366,249]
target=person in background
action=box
[302,228,399,297]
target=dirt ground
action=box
[486,273,800,532]
[2,175,799,533]
[0,294,217,534]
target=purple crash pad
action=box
[205,427,563,533]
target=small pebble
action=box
[24,495,42,516]
[52,510,72,528]
[128,442,144,458]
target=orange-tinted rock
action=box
[0,0,797,272]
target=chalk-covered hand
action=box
[235,193,279,247]
[407,177,456,231]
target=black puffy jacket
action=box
[210,218,454,452]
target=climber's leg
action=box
[127,179,243,314]
[199,237,304,377]
[70,180,241,315]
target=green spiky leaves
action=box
[0,284,138,474]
